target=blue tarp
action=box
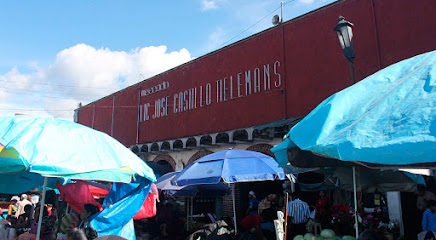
[272,50,436,167]
[90,177,152,240]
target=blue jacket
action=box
[422,209,436,231]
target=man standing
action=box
[246,191,260,215]
[14,194,32,219]
[287,192,310,240]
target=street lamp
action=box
[334,16,355,83]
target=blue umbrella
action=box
[272,50,436,168]
[173,149,286,186]
[173,149,286,233]
[156,172,229,197]
[0,115,156,240]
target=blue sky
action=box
[0,0,336,120]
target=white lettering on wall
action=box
[245,71,252,95]
[264,64,270,91]
[253,68,261,93]
[139,60,283,121]
[274,61,281,88]
[206,83,212,105]
[237,72,243,98]
[223,77,228,102]
[141,81,169,97]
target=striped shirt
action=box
[287,198,310,224]
[59,213,79,234]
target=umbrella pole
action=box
[186,197,189,231]
[353,167,359,239]
[284,192,289,240]
[232,183,237,234]
[191,197,194,222]
[36,177,48,240]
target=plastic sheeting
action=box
[90,178,152,240]
[133,184,158,220]
[56,181,102,213]
[272,50,436,168]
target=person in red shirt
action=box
[315,190,330,228]
[240,214,264,240]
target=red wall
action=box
[77,0,436,147]
[113,87,140,146]
[77,104,93,128]
[93,97,113,135]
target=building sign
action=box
[139,60,282,122]
[140,81,170,97]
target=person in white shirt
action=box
[14,194,32,219]
[287,192,310,240]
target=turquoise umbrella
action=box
[272,50,436,238]
[272,50,436,168]
[0,115,156,185]
[0,115,156,240]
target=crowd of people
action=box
[3,183,436,240]
[0,193,100,240]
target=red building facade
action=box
[76,0,435,149]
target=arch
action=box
[150,143,159,152]
[246,143,275,157]
[232,129,248,141]
[140,145,148,153]
[173,140,183,150]
[200,135,212,145]
[131,146,139,154]
[186,137,197,148]
[187,149,214,166]
[153,154,176,171]
[216,133,229,144]
[161,141,171,151]
[252,128,272,139]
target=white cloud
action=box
[0,44,192,121]
[201,0,218,11]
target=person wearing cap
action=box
[15,194,32,219]
[246,191,260,216]
[8,196,19,218]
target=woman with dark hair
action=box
[28,205,54,240]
